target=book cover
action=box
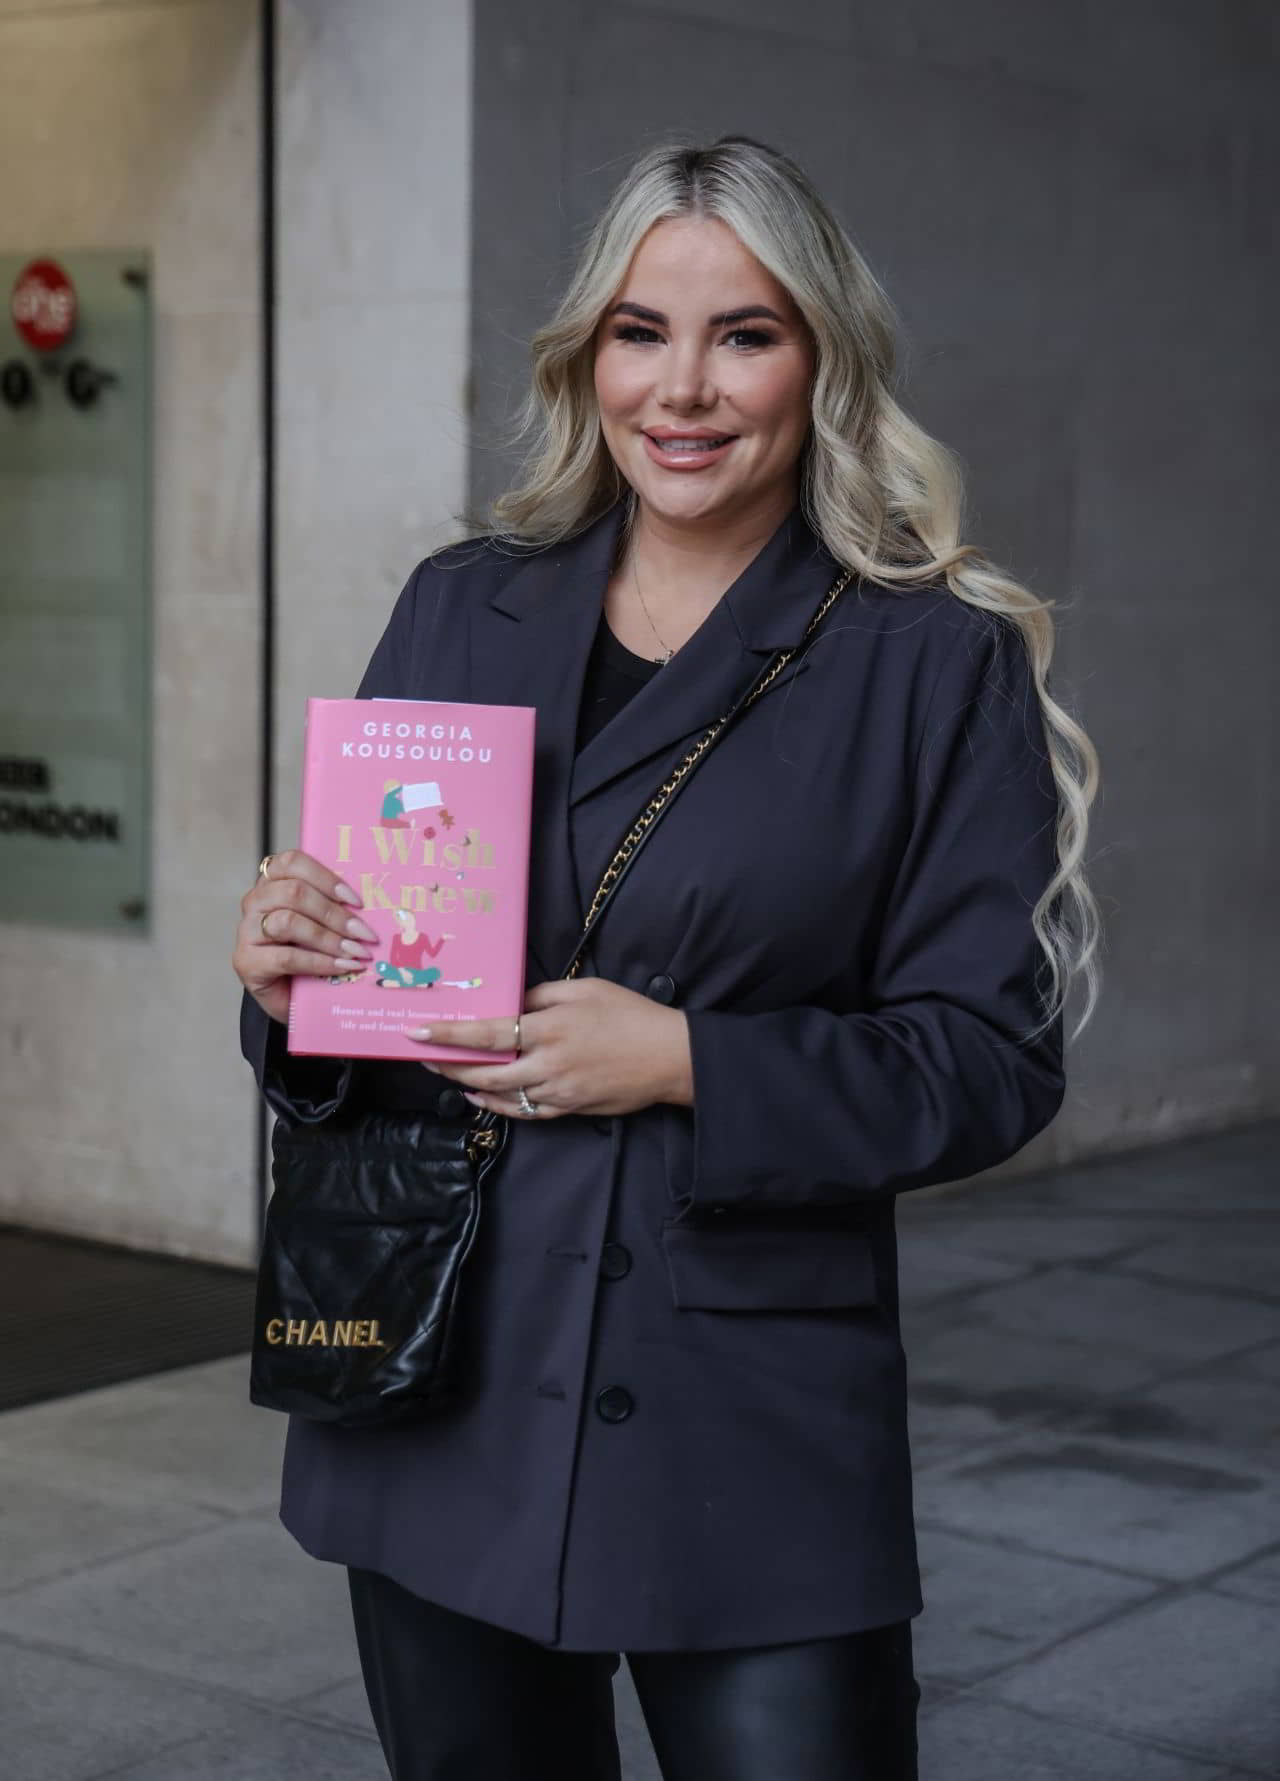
[285,696,537,1063]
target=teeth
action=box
[653,437,731,452]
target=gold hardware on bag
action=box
[465,1125,501,1161]
[264,1317,388,1348]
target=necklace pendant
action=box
[655,647,673,665]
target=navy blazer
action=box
[241,494,1065,1651]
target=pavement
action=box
[1,1118,1276,1780]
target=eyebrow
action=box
[606,301,788,328]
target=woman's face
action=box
[593,215,815,530]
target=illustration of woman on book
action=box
[379,777,445,828]
[374,909,485,992]
[380,779,412,827]
[375,908,444,987]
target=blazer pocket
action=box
[660,1222,878,1312]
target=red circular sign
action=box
[11,258,78,351]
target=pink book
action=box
[286,696,537,1064]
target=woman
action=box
[233,135,1099,1781]
[376,906,446,990]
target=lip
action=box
[641,429,738,471]
[643,427,738,440]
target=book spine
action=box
[284,698,319,1051]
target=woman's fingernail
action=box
[333,882,360,905]
[420,1062,440,1073]
[340,939,371,958]
[335,957,365,972]
[462,1092,484,1105]
[346,917,379,942]
[407,1027,432,1040]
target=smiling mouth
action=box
[645,434,737,454]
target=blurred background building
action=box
[0,0,1275,1277]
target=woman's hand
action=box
[232,849,380,1026]
[407,978,693,1120]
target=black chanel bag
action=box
[248,568,852,1427]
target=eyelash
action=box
[611,324,775,350]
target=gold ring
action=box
[513,1015,521,1051]
[258,854,274,880]
[260,911,273,940]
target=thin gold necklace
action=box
[629,549,674,665]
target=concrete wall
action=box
[0,0,263,1263]
[272,0,473,843]
[0,0,474,1265]
[470,0,1280,1165]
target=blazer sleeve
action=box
[679,609,1067,1211]
[239,559,432,1121]
[240,989,354,1123]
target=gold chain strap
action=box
[463,567,853,1155]
[564,567,853,982]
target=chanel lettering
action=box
[264,1318,387,1348]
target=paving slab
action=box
[915,1431,1280,1582]
[1206,1542,1280,1609]
[912,1524,1163,1685]
[0,1513,364,1705]
[0,1355,282,1518]
[910,1334,1280,1474]
[917,1692,1236,1779]
[901,1315,1175,1468]
[0,1462,224,1594]
[81,1710,383,1781]
[912,1264,1280,1380]
[896,1230,1036,1305]
[0,1633,263,1781]
[896,1202,1171,1267]
[901,1256,1280,1471]
[906,1386,1016,1470]
[1095,1343,1280,1478]
[989,1589,1280,1773]
[1111,1218,1280,1303]
[283,1675,380,1737]
[961,1124,1278,1216]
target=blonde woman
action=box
[234,133,1099,1780]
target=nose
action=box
[655,338,716,412]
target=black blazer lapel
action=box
[468,500,622,982]
[567,501,842,813]
[470,495,847,984]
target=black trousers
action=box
[347,1565,920,1781]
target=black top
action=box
[574,613,664,754]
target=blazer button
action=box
[437,1087,468,1119]
[600,1242,632,1281]
[595,1385,634,1423]
[645,973,677,1004]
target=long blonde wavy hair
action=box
[461,133,1101,1044]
